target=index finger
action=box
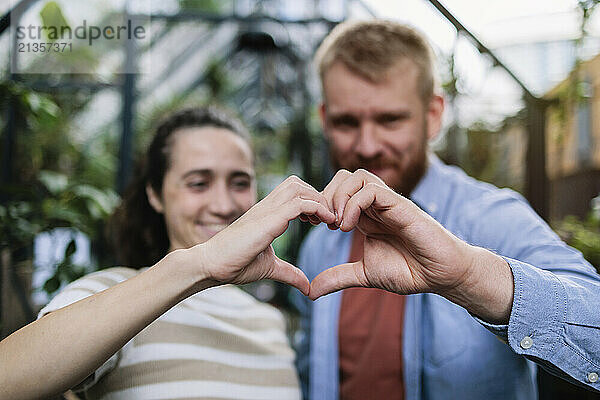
[322,169,353,211]
[328,169,385,223]
[274,176,336,226]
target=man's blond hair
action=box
[315,20,436,103]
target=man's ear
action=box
[426,94,445,141]
[319,103,330,139]
[146,184,164,214]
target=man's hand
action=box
[188,176,336,296]
[310,169,514,324]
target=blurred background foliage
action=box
[556,210,600,269]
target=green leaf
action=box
[39,170,68,195]
[40,1,70,42]
[43,276,61,295]
[65,238,76,258]
[56,261,87,283]
[73,185,119,216]
[67,264,87,281]
[556,214,600,270]
[38,96,60,118]
[24,91,41,112]
[41,199,85,230]
[23,92,60,119]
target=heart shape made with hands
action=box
[289,168,472,302]
[300,203,423,301]
[281,169,514,325]
[292,169,432,301]
[219,170,475,304]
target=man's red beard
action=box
[328,133,429,197]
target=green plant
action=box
[555,213,600,271]
[0,170,119,297]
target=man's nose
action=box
[354,121,381,159]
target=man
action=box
[294,20,600,399]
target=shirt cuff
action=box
[504,256,565,357]
[474,257,563,345]
[501,257,600,391]
[474,317,509,342]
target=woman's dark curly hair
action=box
[108,106,251,267]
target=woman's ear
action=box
[146,184,164,214]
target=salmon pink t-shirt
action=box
[338,231,405,400]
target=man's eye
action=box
[376,113,409,128]
[380,117,399,125]
[331,117,359,130]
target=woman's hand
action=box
[188,175,336,295]
[0,176,334,400]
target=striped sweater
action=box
[38,267,301,400]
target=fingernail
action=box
[334,210,339,224]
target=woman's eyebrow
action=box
[182,170,254,180]
[182,169,212,179]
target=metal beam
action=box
[1,95,16,195]
[426,0,538,100]
[117,71,135,194]
[149,12,337,25]
[0,0,37,36]
[524,95,550,220]
[116,12,138,194]
[11,80,117,92]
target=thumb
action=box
[309,260,367,300]
[267,256,311,296]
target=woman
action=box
[0,106,335,400]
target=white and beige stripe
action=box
[39,267,301,400]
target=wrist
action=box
[441,245,514,324]
[159,246,217,302]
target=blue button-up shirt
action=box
[294,155,600,399]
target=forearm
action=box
[0,248,212,400]
[440,245,514,325]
